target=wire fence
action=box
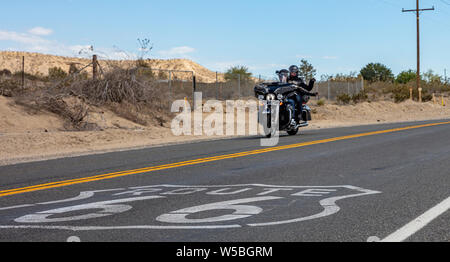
[1,54,368,105]
[315,80,365,101]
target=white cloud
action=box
[296,54,313,59]
[0,30,48,45]
[0,29,139,60]
[28,27,53,36]
[322,56,338,60]
[204,61,246,72]
[158,46,195,58]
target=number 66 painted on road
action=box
[15,196,281,224]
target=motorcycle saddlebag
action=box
[302,110,312,121]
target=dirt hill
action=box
[0,51,224,83]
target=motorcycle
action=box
[254,70,316,138]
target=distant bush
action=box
[390,85,410,103]
[0,69,12,77]
[360,63,394,83]
[337,93,351,104]
[396,70,416,84]
[48,67,68,80]
[136,59,150,68]
[317,99,325,106]
[388,84,433,103]
[225,66,252,82]
[351,91,368,103]
[12,71,45,81]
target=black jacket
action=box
[287,76,315,91]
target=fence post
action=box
[168,70,172,108]
[21,56,25,90]
[192,74,197,111]
[327,80,330,101]
[238,74,241,98]
[361,77,364,92]
[92,55,98,80]
[216,71,218,100]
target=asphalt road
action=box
[0,120,449,242]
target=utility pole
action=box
[402,0,434,92]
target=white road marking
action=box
[0,225,242,231]
[381,196,450,242]
[0,184,381,231]
[247,187,380,227]
[367,236,381,242]
[38,189,124,205]
[0,204,34,211]
[67,236,81,242]
[156,196,282,224]
[15,195,164,223]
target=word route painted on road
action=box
[0,184,380,231]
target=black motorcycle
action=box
[255,71,317,138]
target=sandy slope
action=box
[0,96,449,166]
[0,51,224,83]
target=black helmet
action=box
[289,65,299,74]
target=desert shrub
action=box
[388,84,433,103]
[396,70,416,84]
[225,66,252,82]
[390,85,410,103]
[136,59,150,68]
[12,71,45,81]
[351,91,368,103]
[336,93,351,104]
[41,97,87,128]
[137,67,156,79]
[108,102,148,126]
[360,63,394,83]
[317,99,325,106]
[48,67,68,80]
[0,78,23,97]
[0,69,12,77]
[71,69,147,104]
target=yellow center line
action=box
[1,121,449,198]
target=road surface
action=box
[0,120,449,242]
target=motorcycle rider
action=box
[286,65,317,124]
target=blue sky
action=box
[1,0,449,78]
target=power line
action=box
[402,0,435,92]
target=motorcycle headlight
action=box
[266,94,276,101]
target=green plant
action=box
[317,99,325,106]
[396,70,416,84]
[298,59,317,82]
[351,91,368,103]
[48,67,68,80]
[360,63,394,83]
[336,93,351,104]
[224,66,252,82]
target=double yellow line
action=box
[1,121,449,198]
